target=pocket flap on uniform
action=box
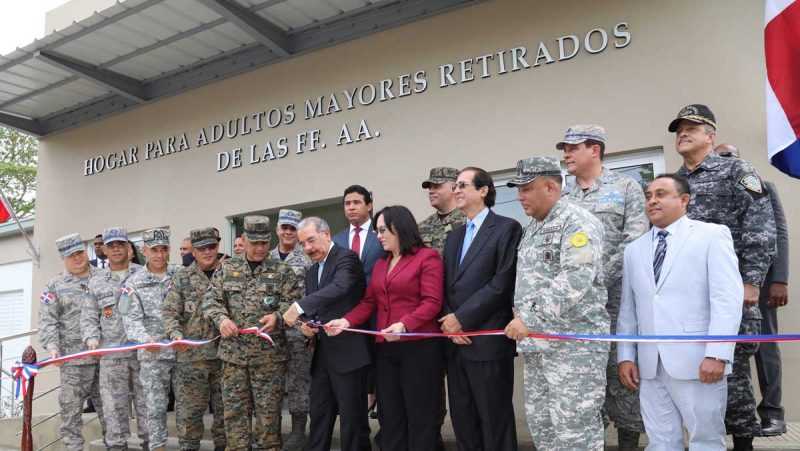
[98,292,117,308]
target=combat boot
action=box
[283,413,308,451]
[617,428,640,451]
[733,436,754,451]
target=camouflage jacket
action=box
[202,256,302,365]
[514,198,610,354]
[120,264,178,361]
[418,208,467,255]
[39,266,101,366]
[563,167,648,286]
[269,245,311,292]
[677,153,776,288]
[162,261,220,362]
[82,264,143,360]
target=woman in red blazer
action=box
[327,205,445,451]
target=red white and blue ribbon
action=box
[766,0,800,178]
[11,364,38,399]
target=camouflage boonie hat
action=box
[143,228,170,248]
[668,104,717,132]
[243,215,270,242]
[56,233,85,257]
[422,167,459,189]
[556,124,607,150]
[102,227,128,245]
[277,209,302,228]
[190,227,221,248]
[506,156,562,187]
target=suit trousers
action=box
[307,361,369,451]
[446,352,517,451]
[375,339,444,451]
[640,359,727,451]
[755,292,784,421]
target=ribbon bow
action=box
[11,363,39,399]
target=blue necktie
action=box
[653,230,668,283]
[460,222,476,264]
[317,260,325,284]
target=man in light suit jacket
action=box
[617,174,743,451]
[440,167,522,451]
[282,217,372,451]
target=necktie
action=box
[460,222,476,264]
[351,226,362,259]
[317,260,324,284]
[653,230,668,283]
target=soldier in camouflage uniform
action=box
[82,227,149,451]
[269,209,312,451]
[418,167,467,255]
[202,216,303,451]
[559,125,648,449]
[417,166,465,451]
[504,156,609,451]
[120,229,178,451]
[671,104,777,451]
[40,234,107,451]
[163,227,227,451]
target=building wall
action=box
[33,0,800,417]
[45,0,117,33]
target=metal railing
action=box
[0,329,39,417]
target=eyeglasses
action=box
[452,181,475,191]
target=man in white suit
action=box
[617,174,743,451]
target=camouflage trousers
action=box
[175,359,226,450]
[140,359,176,448]
[99,358,149,450]
[222,360,287,451]
[725,318,762,438]
[284,328,312,415]
[59,364,106,451]
[605,304,644,433]
[523,350,607,451]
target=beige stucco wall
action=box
[0,231,34,265]
[45,0,117,33]
[31,0,800,419]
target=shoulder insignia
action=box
[739,174,763,194]
[120,286,134,296]
[40,291,56,304]
[569,231,589,248]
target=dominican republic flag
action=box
[766,0,800,178]
[0,193,11,223]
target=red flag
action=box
[0,194,11,223]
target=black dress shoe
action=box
[761,418,787,436]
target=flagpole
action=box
[0,192,39,266]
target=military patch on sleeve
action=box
[120,286,134,296]
[40,291,56,304]
[739,174,763,194]
[569,231,589,248]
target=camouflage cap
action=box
[190,227,221,248]
[56,233,85,257]
[143,228,170,248]
[556,124,607,150]
[422,167,459,189]
[506,156,562,187]
[102,227,128,245]
[668,104,717,132]
[277,209,302,228]
[243,215,270,242]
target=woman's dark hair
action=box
[128,240,143,265]
[460,166,496,207]
[373,205,424,256]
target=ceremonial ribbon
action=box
[10,326,275,398]
[304,321,800,344]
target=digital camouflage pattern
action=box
[270,245,313,415]
[726,317,763,438]
[176,359,226,450]
[139,359,175,448]
[514,197,609,450]
[58,355,106,450]
[563,167,648,433]
[418,208,467,255]
[99,358,149,450]
[163,261,219,362]
[82,264,143,359]
[222,361,287,451]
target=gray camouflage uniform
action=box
[564,167,648,433]
[40,254,107,451]
[509,158,610,451]
[678,152,776,439]
[121,260,178,450]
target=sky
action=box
[0,1,71,56]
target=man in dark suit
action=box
[283,217,372,451]
[440,167,522,451]
[89,234,108,268]
[333,185,386,283]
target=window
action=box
[493,147,664,224]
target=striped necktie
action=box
[653,230,669,283]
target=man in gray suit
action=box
[715,144,790,435]
[618,174,743,450]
